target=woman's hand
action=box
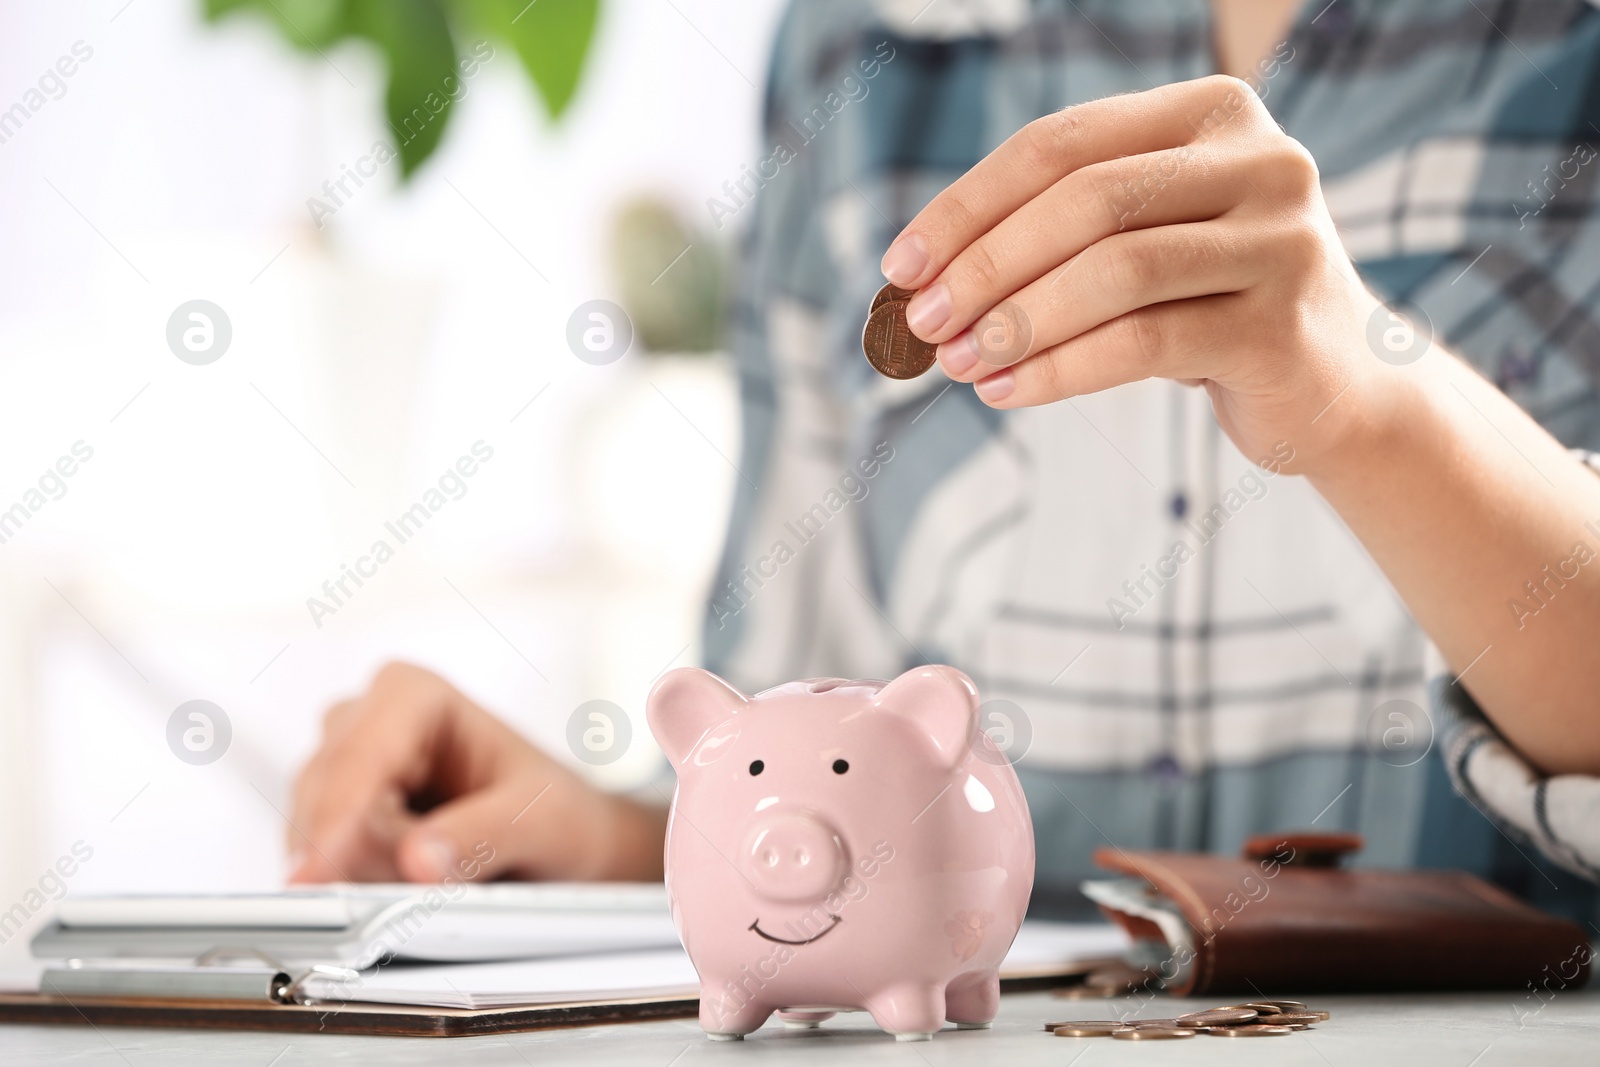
[288,661,665,884]
[883,75,1388,475]
[882,74,1600,778]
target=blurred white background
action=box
[0,0,784,966]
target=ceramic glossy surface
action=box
[646,665,1036,1040]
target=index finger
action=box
[879,75,1260,289]
[288,668,456,881]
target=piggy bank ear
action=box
[646,667,749,771]
[873,665,979,769]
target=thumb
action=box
[396,778,578,883]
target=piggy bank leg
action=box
[866,982,946,1041]
[698,985,773,1040]
[777,1010,836,1028]
[943,969,1000,1029]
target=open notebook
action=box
[295,922,1132,1010]
[27,883,1130,1011]
[33,883,685,967]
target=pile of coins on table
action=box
[1052,960,1156,998]
[861,283,937,380]
[1046,1000,1331,1040]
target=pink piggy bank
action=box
[646,664,1035,1041]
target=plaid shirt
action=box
[702,0,1600,919]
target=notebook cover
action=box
[0,967,1100,1037]
[0,991,700,1038]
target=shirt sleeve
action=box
[1432,453,1600,882]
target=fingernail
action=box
[905,283,951,337]
[939,333,979,377]
[974,370,1015,404]
[409,833,458,882]
[881,234,930,287]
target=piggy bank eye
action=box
[749,759,764,775]
[832,759,849,774]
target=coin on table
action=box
[1113,1027,1197,1040]
[870,282,916,312]
[1052,1022,1130,1037]
[1176,1007,1260,1027]
[1127,1018,1187,1029]
[1255,999,1308,1012]
[1237,1001,1285,1015]
[1207,1024,1295,1036]
[1053,984,1121,999]
[1268,1012,1322,1026]
[1085,962,1152,990]
[862,299,937,380]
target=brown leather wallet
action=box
[1090,833,1593,996]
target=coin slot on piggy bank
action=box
[646,665,1036,1041]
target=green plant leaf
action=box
[200,0,602,179]
[201,0,254,19]
[463,0,600,119]
[348,0,460,177]
[202,0,352,51]
[610,198,726,353]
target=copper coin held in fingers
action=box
[862,300,937,380]
[1208,1024,1295,1036]
[870,282,916,312]
[1113,1027,1197,1040]
[1176,1007,1260,1027]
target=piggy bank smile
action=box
[748,914,841,945]
[647,666,1035,1042]
[739,805,870,946]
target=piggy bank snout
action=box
[742,814,846,901]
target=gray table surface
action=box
[1,988,1595,1066]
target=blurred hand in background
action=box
[288,662,666,884]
